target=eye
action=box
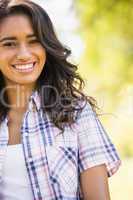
[3,42,16,47]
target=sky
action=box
[32,0,84,61]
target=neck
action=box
[5,84,35,112]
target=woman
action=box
[0,0,121,199]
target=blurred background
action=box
[36,0,133,199]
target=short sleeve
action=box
[76,101,121,177]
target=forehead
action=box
[0,14,34,37]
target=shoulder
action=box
[74,100,97,126]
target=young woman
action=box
[0,0,121,199]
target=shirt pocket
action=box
[46,144,79,197]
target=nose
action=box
[16,44,32,61]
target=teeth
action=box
[14,63,34,69]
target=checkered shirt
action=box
[0,91,121,200]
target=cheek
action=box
[0,56,8,71]
[0,50,15,67]
[32,46,46,68]
[0,51,6,64]
[39,48,47,66]
[42,51,46,65]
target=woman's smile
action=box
[11,62,37,73]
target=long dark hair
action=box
[0,0,99,130]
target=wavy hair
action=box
[0,0,99,130]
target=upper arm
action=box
[80,164,111,200]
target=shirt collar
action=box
[28,90,41,111]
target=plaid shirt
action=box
[0,91,121,200]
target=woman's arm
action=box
[80,164,111,200]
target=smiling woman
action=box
[0,0,121,200]
[0,14,46,86]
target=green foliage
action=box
[75,0,133,104]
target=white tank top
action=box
[0,144,34,199]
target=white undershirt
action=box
[0,144,34,200]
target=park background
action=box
[35,0,133,199]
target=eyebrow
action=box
[0,34,36,43]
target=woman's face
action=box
[0,13,46,88]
